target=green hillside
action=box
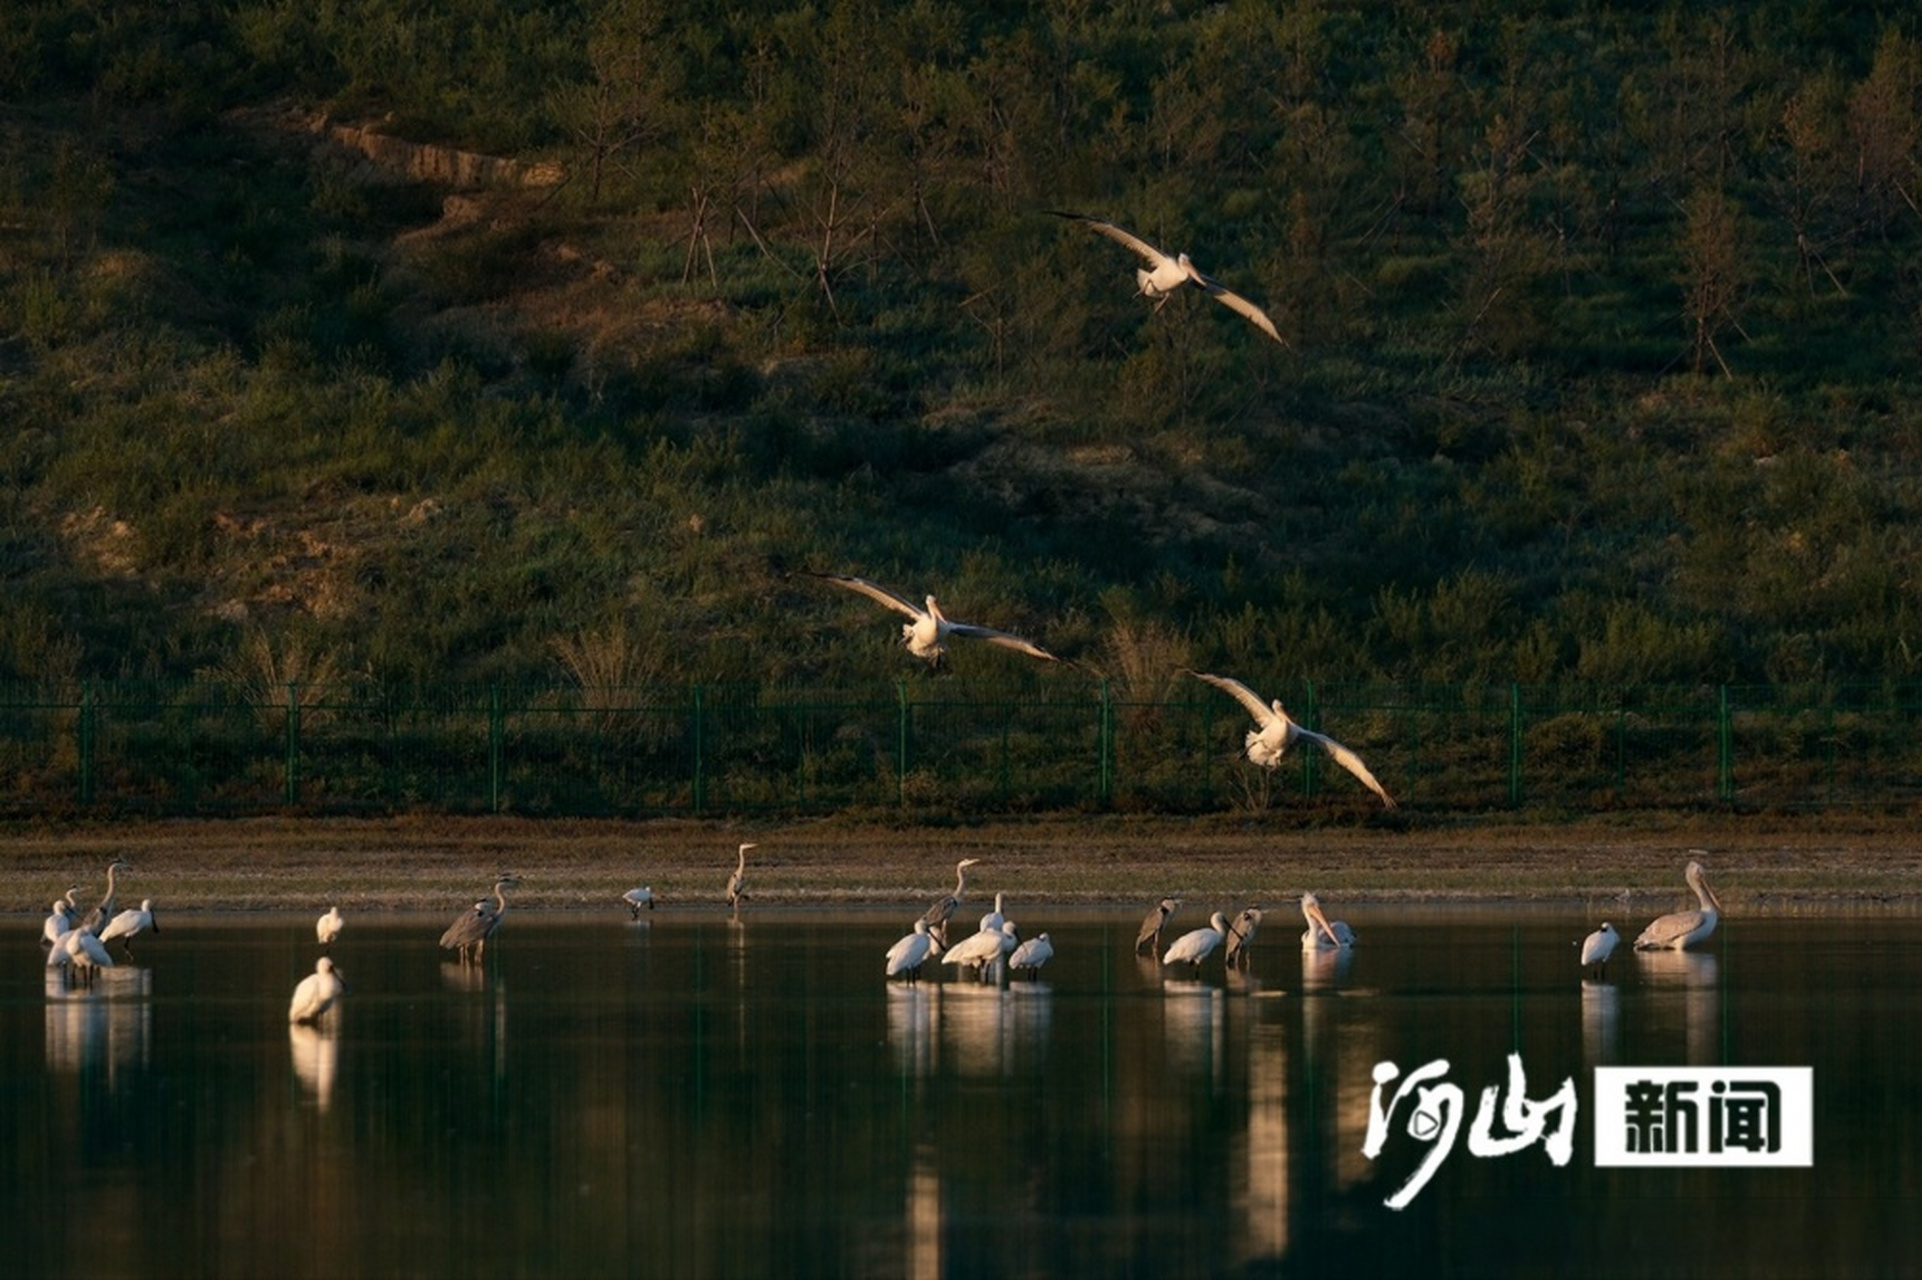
[4,0,1921,699]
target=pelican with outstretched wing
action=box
[1051,212,1285,345]
[814,573,1058,667]
[1187,671,1396,808]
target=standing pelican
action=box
[922,858,981,946]
[1300,893,1356,951]
[98,899,157,959]
[1634,859,1722,951]
[1223,906,1265,969]
[725,844,755,910]
[316,906,344,946]
[943,921,1020,974]
[622,887,657,918]
[1187,671,1396,808]
[1008,931,1054,979]
[1162,912,1230,970]
[812,573,1058,667]
[1134,897,1181,955]
[85,858,134,934]
[289,957,347,1024]
[886,919,939,982]
[1581,923,1620,978]
[439,874,520,963]
[1050,211,1286,344]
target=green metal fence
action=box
[0,678,1916,817]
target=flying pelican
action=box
[1162,911,1230,970]
[316,906,344,946]
[1186,671,1396,808]
[886,919,939,982]
[622,887,657,918]
[439,874,520,963]
[289,957,347,1024]
[1299,892,1357,952]
[812,572,1059,667]
[98,899,157,959]
[725,844,755,910]
[1223,906,1265,969]
[1008,931,1054,979]
[85,858,134,934]
[1050,211,1285,344]
[1634,859,1722,951]
[944,921,1020,974]
[41,897,76,950]
[922,858,981,946]
[1134,897,1181,955]
[1581,922,1620,978]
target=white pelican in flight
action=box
[1580,922,1619,978]
[289,957,347,1024]
[1008,932,1054,979]
[316,906,344,946]
[1050,211,1285,344]
[1223,906,1264,969]
[1299,892,1356,952]
[886,919,939,982]
[1634,859,1722,950]
[1162,911,1229,970]
[1134,897,1181,955]
[1186,671,1396,808]
[812,573,1058,667]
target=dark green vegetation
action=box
[4,0,1921,706]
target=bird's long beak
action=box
[1305,900,1338,944]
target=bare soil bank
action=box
[5,811,1921,914]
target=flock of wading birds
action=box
[37,845,1724,1027]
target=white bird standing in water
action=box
[725,844,755,910]
[1299,892,1357,952]
[978,892,1008,935]
[622,887,657,918]
[1008,931,1054,979]
[85,858,134,934]
[1634,859,1722,950]
[1580,922,1620,977]
[51,925,115,980]
[885,919,939,981]
[316,907,344,946]
[289,957,347,1024]
[944,921,1020,974]
[812,573,1059,667]
[1050,211,1286,345]
[1162,912,1230,970]
[1134,897,1181,955]
[41,897,76,950]
[98,899,157,958]
[1187,671,1396,808]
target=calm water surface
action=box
[7,904,1920,1278]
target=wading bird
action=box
[886,919,939,982]
[1634,859,1722,951]
[1186,671,1396,808]
[50,926,114,982]
[1163,911,1230,971]
[1299,893,1357,952]
[725,844,755,911]
[1580,922,1620,978]
[1008,931,1054,979]
[1050,211,1285,345]
[316,907,344,946]
[922,858,981,947]
[944,921,1020,976]
[1223,906,1264,970]
[623,887,657,918]
[439,874,520,963]
[41,896,76,950]
[98,898,157,959]
[289,957,346,1024]
[978,892,1008,935]
[1134,897,1181,956]
[812,573,1058,667]
[85,858,134,934]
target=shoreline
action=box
[6,811,1922,912]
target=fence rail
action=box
[0,679,1917,818]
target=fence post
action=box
[78,680,95,807]
[285,681,301,806]
[1718,684,1733,803]
[1508,683,1523,807]
[488,684,505,813]
[691,683,705,813]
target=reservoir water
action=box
[9,905,1919,1278]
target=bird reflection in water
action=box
[44,965,152,1084]
[906,1140,943,1280]
[1234,1020,1290,1265]
[1161,980,1225,1082]
[1634,949,1721,1064]
[1581,980,1621,1066]
[289,1022,340,1111]
[887,983,935,1077]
